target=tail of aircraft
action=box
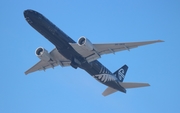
[102,65,150,96]
[113,65,128,82]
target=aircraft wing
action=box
[25,48,71,75]
[70,40,163,62]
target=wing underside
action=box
[70,40,163,62]
[25,40,163,74]
[25,48,71,75]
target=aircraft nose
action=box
[24,9,33,17]
[23,10,28,17]
[23,9,44,25]
[24,10,34,24]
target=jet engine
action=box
[35,47,52,61]
[77,36,94,51]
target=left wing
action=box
[25,48,71,75]
[70,40,163,62]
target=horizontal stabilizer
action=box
[102,87,117,96]
[119,82,150,89]
[102,83,150,96]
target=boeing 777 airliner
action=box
[24,9,163,96]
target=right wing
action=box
[70,40,163,62]
[25,48,71,75]
[93,40,163,55]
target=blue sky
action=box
[0,0,180,113]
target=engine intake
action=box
[77,36,94,51]
[35,47,52,61]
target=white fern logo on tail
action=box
[118,69,125,81]
[94,74,116,83]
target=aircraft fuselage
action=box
[24,10,126,93]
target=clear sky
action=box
[0,0,180,113]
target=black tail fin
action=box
[113,65,128,82]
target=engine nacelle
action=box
[77,36,94,51]
[35,47,52,61]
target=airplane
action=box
[24,9,163,96]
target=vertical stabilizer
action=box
[113,65,128,82]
